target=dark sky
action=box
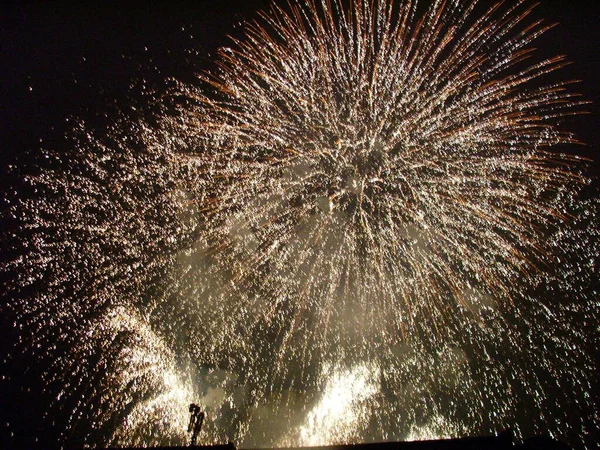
[1,0,599,169]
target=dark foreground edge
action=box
[105,430,571,450]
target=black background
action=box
[1,1,598,167]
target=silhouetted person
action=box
[188,403,205,446]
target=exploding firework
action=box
[1,0,598,448]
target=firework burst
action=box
[173,0,587,357]
[1,0,597,448]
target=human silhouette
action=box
[188,403,205,446]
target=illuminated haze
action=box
[1,0,598,448]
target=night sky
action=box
[3,0,599,158]
[1,2,598,185]
[1,0,599,448]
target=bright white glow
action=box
[296,363,379,446]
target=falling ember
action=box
[1,0,598,449]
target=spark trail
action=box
[1,0,598,448]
